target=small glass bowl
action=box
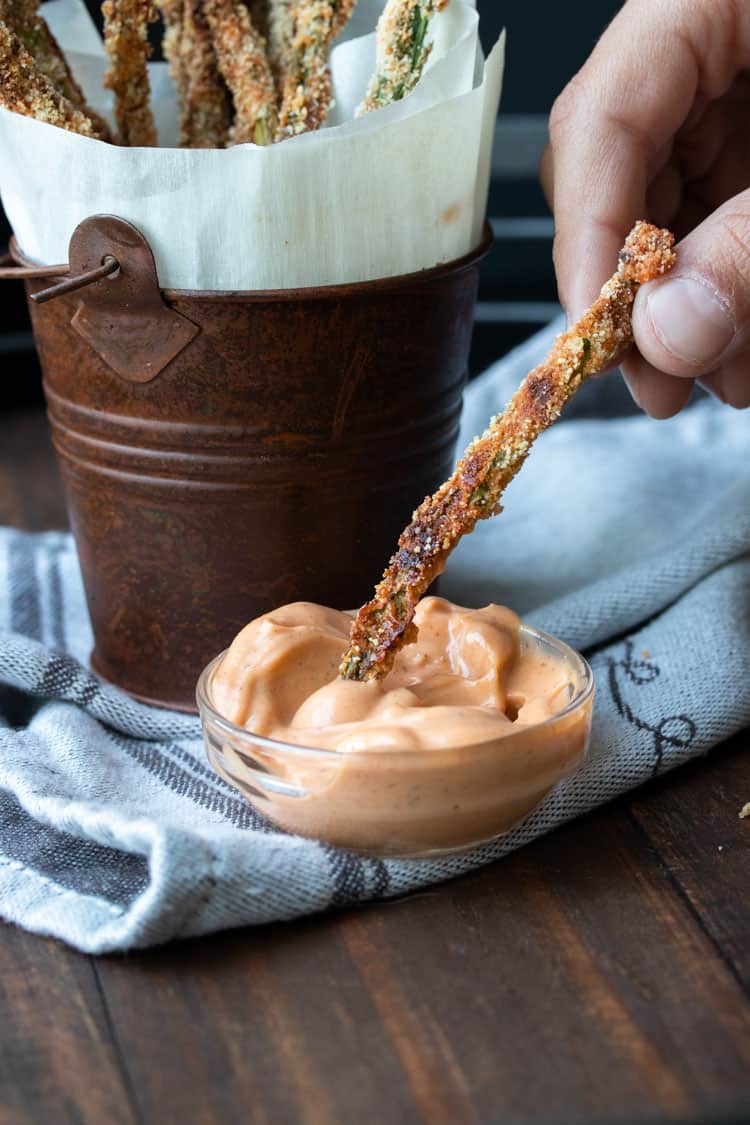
[196,625,594,859]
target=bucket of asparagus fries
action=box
[0,0,504,710]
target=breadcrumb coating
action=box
[159,0,186,109]
[0,0,109,137]
[275,0,354,139]
[178,0,231,147]
[0,18,97,135]
[205,0,277,144]
[0,0,451,145]
[267,0,292,88]
[357,0,448,115]
[102,0,158,145]
[340,222,677,681]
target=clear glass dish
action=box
[196,624,595,859]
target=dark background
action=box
[0,0,623,410]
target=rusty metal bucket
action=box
[3,215,491,710]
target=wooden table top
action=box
[1,409,748,1125]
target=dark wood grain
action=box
[91,777,750,1125]
[0,924,138,1125]
[0,409,748,1125]
[627,735,750,990]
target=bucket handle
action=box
[0,242,120,303]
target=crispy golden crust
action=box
[0,18,97,134]
[267,0,292,87]
[275,0,354,139]
[159,0,185,107]
[340,222,677,681]
[204,0,277,145]
[357,0,447,115]
[102,0,158,146]
[0,0,110,137]
[178,0,231,147]
[26,18,83,102]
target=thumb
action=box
[632,190,750,378]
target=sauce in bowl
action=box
[198,598,594,856]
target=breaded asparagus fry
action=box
[357,0,448,115]
[267,0,292,85]
[25,18,84,103]
[102,0,158,146]
[0,0,110,137]
[0,18,97,134]
[340,222,677,681]
[159,0,185,105]
[179,0,231,147]
[204,0,277,145]
[267,0,291,126]
[276,0,355,139]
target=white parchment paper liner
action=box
[0,0,504,290]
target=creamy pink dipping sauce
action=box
[206,597,593,856]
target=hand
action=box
[540,0,750,416]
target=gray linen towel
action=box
[1,318,748,952]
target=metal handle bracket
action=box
[4,216,200,384]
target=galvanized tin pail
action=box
[4,215,491,710]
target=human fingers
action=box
[620,352,695,419]
[631,186,750,383]
[547,0,748,321]
[700,355,750,409]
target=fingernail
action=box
[646,277,735,367]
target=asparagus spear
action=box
[0,18,98,135]
[275,0,355,139]
[357,0,448,115]
[340,222,677,682]
[102,0,158,145]
[204,0,277,145]
[0,0,110,137]
[158,0,185,115]
[176,0,231,147]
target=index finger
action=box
[546,0,742,321]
